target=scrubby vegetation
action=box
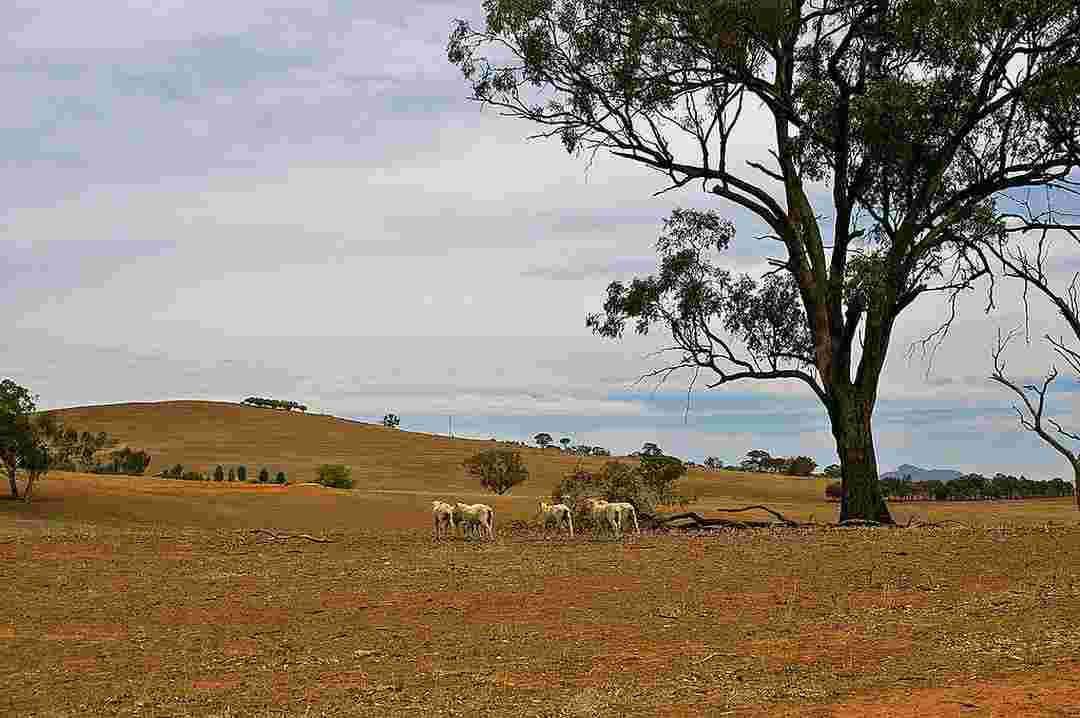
[553,451,690,527]
[463,449,529,495]
[315,464,353,489]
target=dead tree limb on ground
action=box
[249,528,335,544]
[712,505,799,526]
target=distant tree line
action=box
[530,432,611,456]
[158,463,287,484]
[826,474,1075,502]
[241,397,307,412]
[880,473,1075,501]
[737,449,818,477]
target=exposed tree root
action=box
[249,528,334,543]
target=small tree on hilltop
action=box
[464,449,528,495]
[534,432,553,448]
[227,466,236,482]
[258,468,270,483]
[275,471,287,485]
[214,465,225,482]
[641,442,663,458]
[559,437,571,451]
[824,464,842,479]
[382,413,401,429]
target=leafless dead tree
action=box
[989,327,1080,510]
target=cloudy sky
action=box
[3,1,1079,478]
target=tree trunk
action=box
[6,466,18,500]
[832,397,893,524]
[1074,460,1080,512]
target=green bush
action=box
[275,471,287,485]
[316,464,353,489]
[258,468,270,483]
[462,449,528,495]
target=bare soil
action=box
[5,492,1080,717]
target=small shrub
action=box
[258,468,270,483]
[382,413,400,428]
[463,449,529,495]
[275,471,287,485]
[316,464,353,489]
[237,466,247,483]
[214,465,225,482]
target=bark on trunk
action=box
[6,466,18,500]
[1074,461,1080,512]
[833,399,893,524]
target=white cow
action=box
[431,500,456,540]
[455,502,495,540]
[538,501,574,537]
[584,497,639,537]
[606,501,640,536]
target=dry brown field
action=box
[3,400,1080,716]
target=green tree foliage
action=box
[316,464,353,489]
[0,380,57,500]
[463,449,529,495]
[382,413,401,429]
[534,432,553,448]
[590,446,611,457]
[449,0,1080,523]
[237,465,247,483]
[275,471,287,485]
[99,448,152,476]
[258,467,270,483]
[559,437,571,451]
[241,397,307,411]
[704,457,724,470]
[824,464,842,479]
[214,465,225,482]
[789,456,818,476]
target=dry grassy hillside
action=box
[44,400,631,494]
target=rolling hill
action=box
[43,400,620,494]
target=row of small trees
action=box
[158,464,287,484]
[241,397,307,412]
[531,432,611,456]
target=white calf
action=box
[455,502,495,540]
[431,500,455,540]
[538,501,574,537]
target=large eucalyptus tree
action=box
[448,0,1080,521]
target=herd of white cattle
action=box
[430,498,639,540]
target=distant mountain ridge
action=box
[879,464,965,483]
